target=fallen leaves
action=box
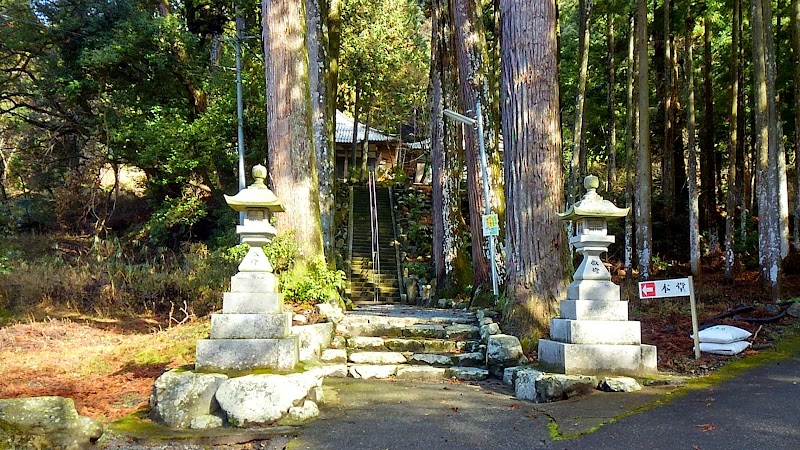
[695,423,716,432]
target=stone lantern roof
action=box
[224,165,286,213]
[558,175,628,221]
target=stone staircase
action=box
[349,186,401,303]
[317,305,492,381]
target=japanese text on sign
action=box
[638,278,691,299]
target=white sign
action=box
[638,278,691,299]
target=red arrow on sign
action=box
[640,282,656,298]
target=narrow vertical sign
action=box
[482,213,499,236]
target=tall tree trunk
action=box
[752,0,781,299]
[607,10,617,189]
[350,81,361,173]
[500,0,568,340]
[686,13,701,277]
[431,0,470,294]
[263,0,325,261]
[569,0,593,203]
[702,14,719,252]
[635,0,652,280]
[625,12,636,277]
[662,0,675,217]
[360,104,371,179]
[307,0,335,262]
[792,0,800,251]
[451,0,492,290]
[725,0,741,281]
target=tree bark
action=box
[662,0,675,217]
[500,0,568,341]
[635,0,652,280]
[451,0,492,290]
[607,10,617,190]
[725,0,741,281]
[702,14,719,252]
[307,0,335,262]
[431,0,470,294]
[751,0,781,298]
[350,81,361,174]
[792,0,800,251]
[686,13,701,277]
[624,12,636,277]
[263,0,325,261]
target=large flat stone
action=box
[348,336,387,351]
[537,340,657,376]
[223,292,283,314]
[559,300,629,321]
[549,319,641,345]
[402,324,446,339]
[230,272,278,293]
[409,353,454,367]
[210,313,291,339]
[396,366,447,380]
[348,351,407,365]
[447,367,489,381]
[567,280,620,301]
[445,324,480,340]
[348,365,398,379]
[195,337,299,372]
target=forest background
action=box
[0,0,799,346]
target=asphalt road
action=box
[291,355,800,450]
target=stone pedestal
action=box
[195,165,299,373]
[538,176,657,376]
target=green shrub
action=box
[280,258,345,306]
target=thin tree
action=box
[725,0,741,281]
[662,0,675,217]
[751,0,781,298]
[500,0,569,339]
[307,0,335,262]
[792,0,800,251]
[569,0,593,203]
[635,0,652,280]
[607,8,617,189]
[624,12,635,278]
[701,13,718,252]
[263,0,325,261]
[686,12,701,277]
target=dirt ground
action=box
[0,270,798,424]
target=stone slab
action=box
[230,273,278,293]
[396,366,447,380]
[537,340,657,376]
[210,313,291,339]
[348,336,387,351]
[447,367,489,381]
[549,319,641,345]
[567,280,620,301]
[348,365,397,379]
[348,351,407,365]
[292,323,335,361]
[223,292,283,314]
[195,336,299,372]
[559,300,629,321]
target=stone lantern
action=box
[537,175,657,376]
[195,165,299,372]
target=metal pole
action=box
[475,98,499,297]
[235,12,246,226]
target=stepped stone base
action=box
[210,313,291,339]
[567,281,621,301]
[195,336,299,372]
[559,300,629,321]
[549,319,641,345]
[537,340,657,376]
[222,292,283,314]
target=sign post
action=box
[639,276,701,359]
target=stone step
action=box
[345,336,481,353]
[337,321,479,339]
[324,364,489,381]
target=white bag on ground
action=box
[693,325,752,344]
[696,341,751,356]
